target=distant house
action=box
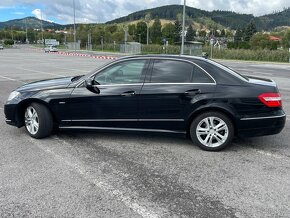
[269,36,281,41]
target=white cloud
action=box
[13,11,25,15]
[31,8,42,19]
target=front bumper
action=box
[237,113,286,137]
[4,104,19,127]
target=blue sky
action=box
[0,0,289,24]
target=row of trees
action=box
[1,15,290,52]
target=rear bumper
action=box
[237,113,286,137]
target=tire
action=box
[24,103,53,139]
[190,112,234,151]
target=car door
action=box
[139,59,216,131]
[65,59,149,128]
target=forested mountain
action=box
[0,5,289,31]
[107,5,290,30]
[0,17,62,30]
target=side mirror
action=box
[85,78,100,94]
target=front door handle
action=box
[121,91,136,97]
[184,89,201,95]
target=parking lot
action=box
[0,47,290,217]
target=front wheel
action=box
[190,112,234,151]
[24,103,53,139]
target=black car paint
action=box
[4,55,286,137]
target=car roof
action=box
[117,54,208,62]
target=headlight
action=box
[7,91,20,101]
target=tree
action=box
[150,17,162,44]
[234,29,243,42]
[220,29,226,37]
[174,19,182,43]
[136,21,147,44]
[186,24,195,41]
[250,33,278,50]
[244,21,257,41]
[282,30,290,49]
[128,24,136,41]
[162,23,175,44]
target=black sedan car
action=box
[4,55,286,151]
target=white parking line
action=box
[0,75,25,83]
[254,149,285,159]
[287,116,290,121]
[17,68,65,77]
[31,139,162,218]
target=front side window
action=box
[150,60,193,83]
[94,60,146,85]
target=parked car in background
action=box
[4,55,286,151]
[44,45,58,53]
[0,44,4,50]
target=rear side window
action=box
[192,66,215,83]
[150,60,193,83]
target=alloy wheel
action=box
[25,106,39,135]
[196,116,229,148]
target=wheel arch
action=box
[15,98,57,127]
[186,106,238,136]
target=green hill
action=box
[0,5,289,31]
[0,17,62,30]
[107,5,290,30]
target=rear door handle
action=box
[184,89,201,95]
[121,91,136,97]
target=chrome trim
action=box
[59,126,186,134]
[62,119,184,122]
[5,119,12,122]
[93,83,143,87]
[76,56,217,87]
[143,83,215,86]
[139,119,184,122]
[240,114,286,121]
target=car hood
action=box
[17,77,73,92]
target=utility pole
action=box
[73,0,76,52]
[11,26,13,40]
[180,0,186,55]
[145,14,151,45]
[40,11,44,48]
[25,18,28,44]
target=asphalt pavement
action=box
[0,47,290,217]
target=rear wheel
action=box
[24,103,53,139]
[190,112,234,151]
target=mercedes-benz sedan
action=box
[4,55,286,151]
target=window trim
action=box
[93,59,149,86]
[147,58,216,85]
[76,57,216,88]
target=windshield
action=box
[206,59,249,81]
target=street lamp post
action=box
[73,0,76,52]
[40,11,44,48]
[181,0,186,55]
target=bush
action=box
[4,39,14,45]
[227,41,251,49]
[203,46,289,62]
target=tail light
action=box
[258,93,282,107]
